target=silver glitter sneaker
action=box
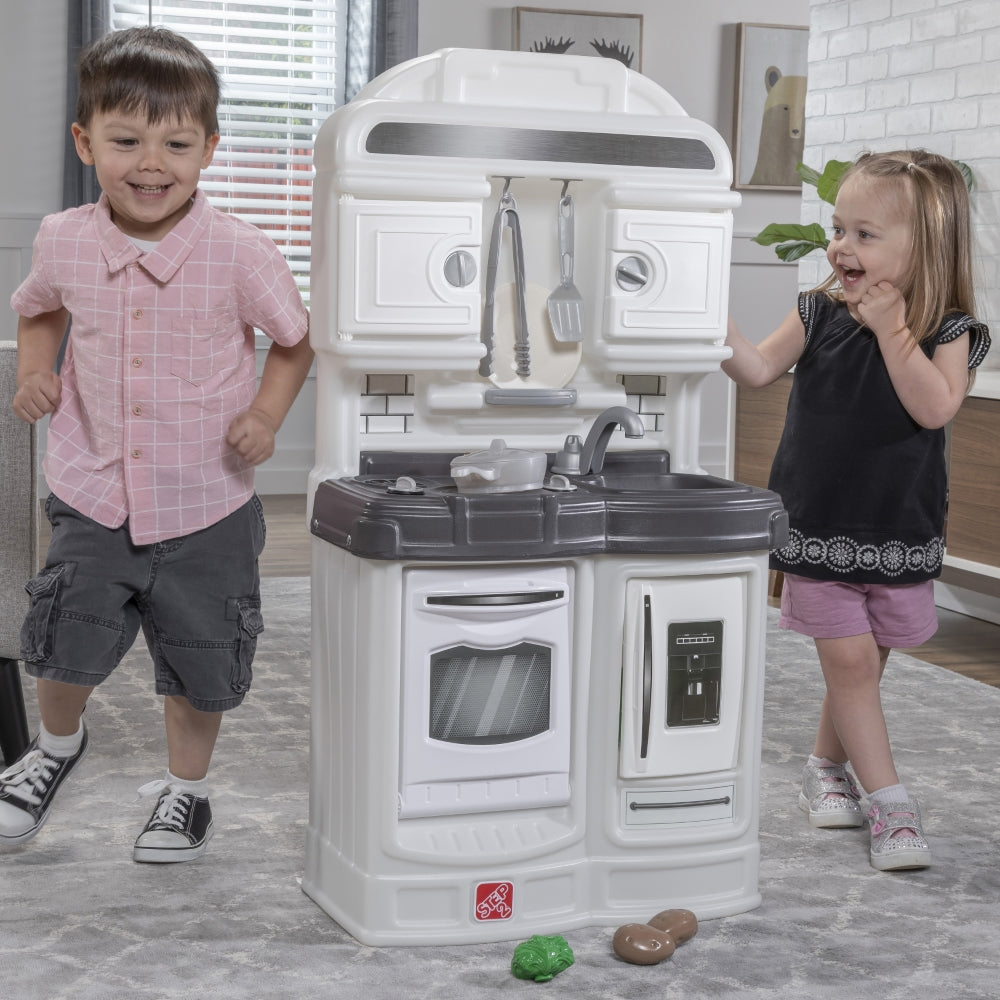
[797,760,864,828]
[867,799,931,871]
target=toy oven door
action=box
[398,564,572,819]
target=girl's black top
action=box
[768,291,991,584]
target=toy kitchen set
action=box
[303,48,787,946]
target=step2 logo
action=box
[474,881,514,921]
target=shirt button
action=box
[133,309,143,319]
[131,357,143,368]
[131,405,143,416]
[130,449,142,459]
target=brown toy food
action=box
[647,908,698,944]
[612,923,677,965]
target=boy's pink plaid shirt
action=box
[11,190,308,544]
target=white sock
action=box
[166,771,209,798]
[38,721,84,759]
[870,783,909,805]
[809,755,845,769]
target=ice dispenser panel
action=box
[667,620,723,728]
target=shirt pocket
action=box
[170,313,241,386]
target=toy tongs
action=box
[479,183,531,379]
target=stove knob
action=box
[615,255,649,292]
[444,250,477,287]
[387,475,424,495]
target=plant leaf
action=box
[954,160,975,192]
[775,240,827,262]
[815,160,850,204]
[796,162,822,188]
[752,222,828,248]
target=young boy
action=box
[0,26,313,862]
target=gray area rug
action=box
[2,577,998,999]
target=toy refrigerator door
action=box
[619,573,747,779]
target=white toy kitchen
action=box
[303,48,787,946]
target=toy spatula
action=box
[546,191,584,342]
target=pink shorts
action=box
[778,573,938,648]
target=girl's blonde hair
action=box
[818,149,977,349]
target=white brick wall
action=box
[800,0,999,370]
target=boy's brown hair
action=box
[76,26,220,136]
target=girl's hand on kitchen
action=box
[859,280,907,339]
[227,408,277,466]
[13,370,62,423]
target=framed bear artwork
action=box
[733,23,809,191]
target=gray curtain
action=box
[63,0,111,209]
[346,0,419,101]
[373,0,419,76]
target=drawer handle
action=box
[630,796,731,810]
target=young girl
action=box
[724,150,990,872]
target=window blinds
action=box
[112,1,346,301]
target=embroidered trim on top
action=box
[937,312,991,368]
[774,529,944,577]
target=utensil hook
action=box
[554,177,581,205]
[498,175,524,206]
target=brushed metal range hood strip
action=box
[365,121,716,171]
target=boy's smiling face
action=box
[72,110,219,241]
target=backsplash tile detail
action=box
[359,374,667,434]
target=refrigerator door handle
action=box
[640,593,652,760]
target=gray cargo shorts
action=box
[20,494,266,712]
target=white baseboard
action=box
[934,581,1000,626]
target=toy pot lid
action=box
[450,438,547,493]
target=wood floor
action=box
[259,494,312,578]
[259,495,1000,690]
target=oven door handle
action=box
[426,590,564,608]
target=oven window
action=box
[429,642,551,745]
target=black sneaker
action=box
[133,781,214,863]
[0,726,89,846]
